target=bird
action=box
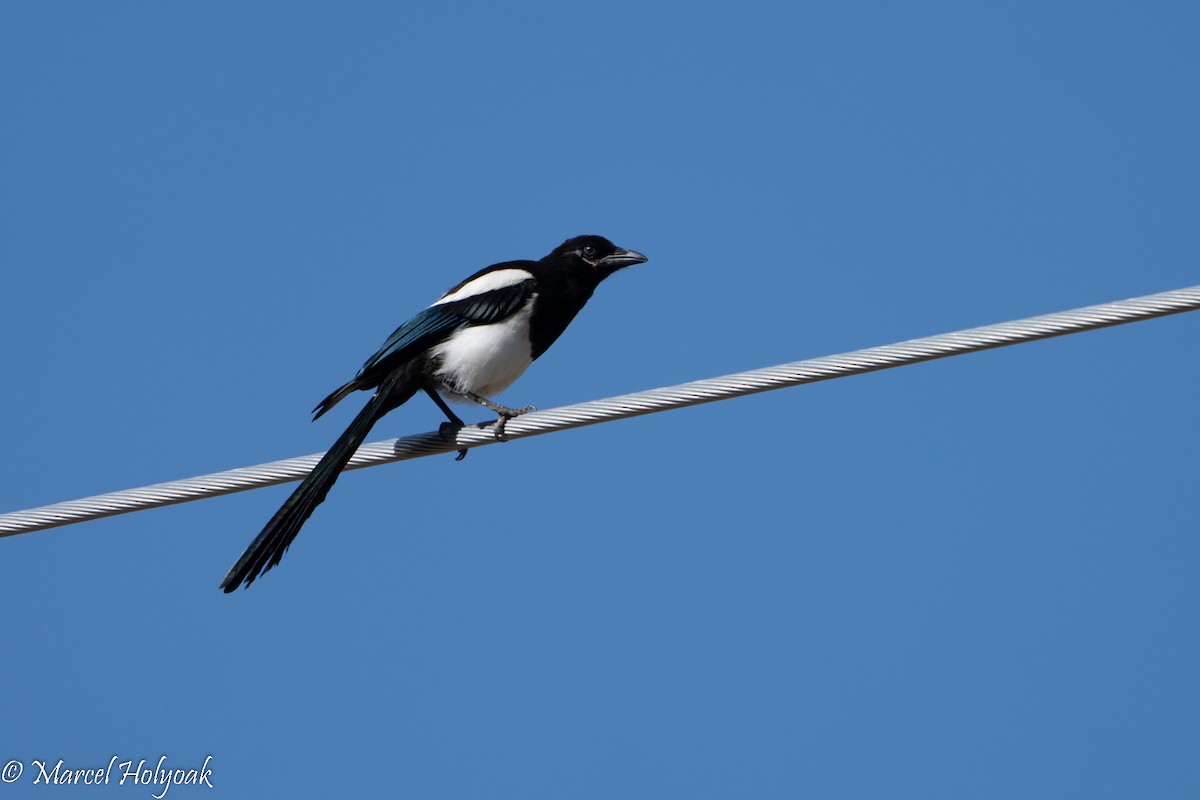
[220,235,648,592]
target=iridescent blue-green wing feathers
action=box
[311,273,536,419]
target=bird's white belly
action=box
[430,298,535,399]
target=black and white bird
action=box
[220,235,647,592]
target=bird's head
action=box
[552,235,648,277]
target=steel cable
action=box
[2,284,1197,537]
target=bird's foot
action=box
[438,421,468,461]
[491,405,536,441]
[447,387,536,441]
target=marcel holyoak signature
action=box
[2,755,213,797]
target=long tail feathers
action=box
[220,373,402,592]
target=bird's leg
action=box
[437,380,535,441]
[472,394,536,440]
[423,385,468,461]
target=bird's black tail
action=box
[220,371,410,592]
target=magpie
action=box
[220,235,647,592]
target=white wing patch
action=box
[430,295,537,399]
[433,268,535,306]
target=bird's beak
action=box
[598,248,648,270]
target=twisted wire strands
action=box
[2,285,1198,537]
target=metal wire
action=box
[3,284,1198,537]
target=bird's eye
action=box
[582,245,597,258]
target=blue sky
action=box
[2,2,1197,797]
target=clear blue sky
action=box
[2,2,1197,797]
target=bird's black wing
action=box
[312,274,537,418]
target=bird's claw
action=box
[492,405,535,441]
[438,421,468,461]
